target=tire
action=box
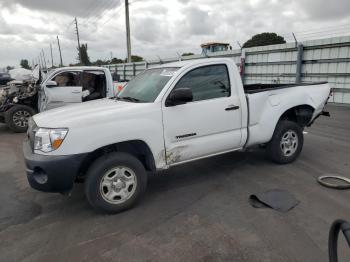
[4,105,36,133]
[84,152,147,213]
[266,120,303,164]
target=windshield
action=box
[117,67,179,102]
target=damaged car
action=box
[0,72,13,85]
[0,65,126,132]
[0,67,40,132]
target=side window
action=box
[82,71,106,99]
[174,64,230,102]
[52,71,81,87]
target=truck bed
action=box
[244,81,330,147]
[243,82,328,94]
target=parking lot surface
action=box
[0,104,350,262]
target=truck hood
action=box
[33,98,151,128]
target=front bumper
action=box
[23,139,87,193]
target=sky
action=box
[0,0,350,68]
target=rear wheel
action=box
[4,105,36,133]
[84,152,147,213]
[266,120,303,164]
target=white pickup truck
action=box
[23,58,331,213]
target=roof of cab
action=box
[53,66,107,71]
[200,42,230,47]
[153,58,233,69]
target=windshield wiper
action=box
[115,96,142,102]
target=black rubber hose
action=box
[328,219,350,262]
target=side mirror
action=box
[166,88,193,107]
[46,80,58,88]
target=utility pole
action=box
[39,55,43,69]
[50,43,54,68]
[56,36,63,67]
[74,17,82,64]
[41,49,47,70]
[125,0,131,63]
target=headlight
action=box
[34,128,68,153]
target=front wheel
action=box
[4,105,36,133]
[266,120,304,164]
[84,152,147,213]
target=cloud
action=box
[1,0,350,68]
[183,6,214,35]
[133,17,169,43]
[297,0,350,20]
[0,0,121,18]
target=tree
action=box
[20,59,31,69]
[131,55,143,62]
[110,57,124,64]
[77,43,91,65]
[92,59,106,66]
[243,32,286,48]
[6,65,14,71]
[182,52,194,56]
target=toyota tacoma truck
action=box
[1,66,126,132]
[23,58,331,213]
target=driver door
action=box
[162,64,243,165]
[40,71,82,111]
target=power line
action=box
[129,0,144,4]
[101,3,124,26]
[296,28,350,37]
[78,0,105,18]
[278,23,350,42]
[293,23,350,34]
[79,0,113,21]
[80,0,120,27]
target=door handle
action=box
[72,91,80,94]
[225,105,240,111]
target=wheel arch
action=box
[247,103,316,147]
[277,104,315,128]
[77,140,156,180]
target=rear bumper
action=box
[308,110,330,126]
[23,139,87,193]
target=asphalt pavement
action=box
[0,104,350,262]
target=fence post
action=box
[133,63,136,76]
[240,49,246,84]
[144,61,148,69]
[123,64,126,81]
[296,44,304,84]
